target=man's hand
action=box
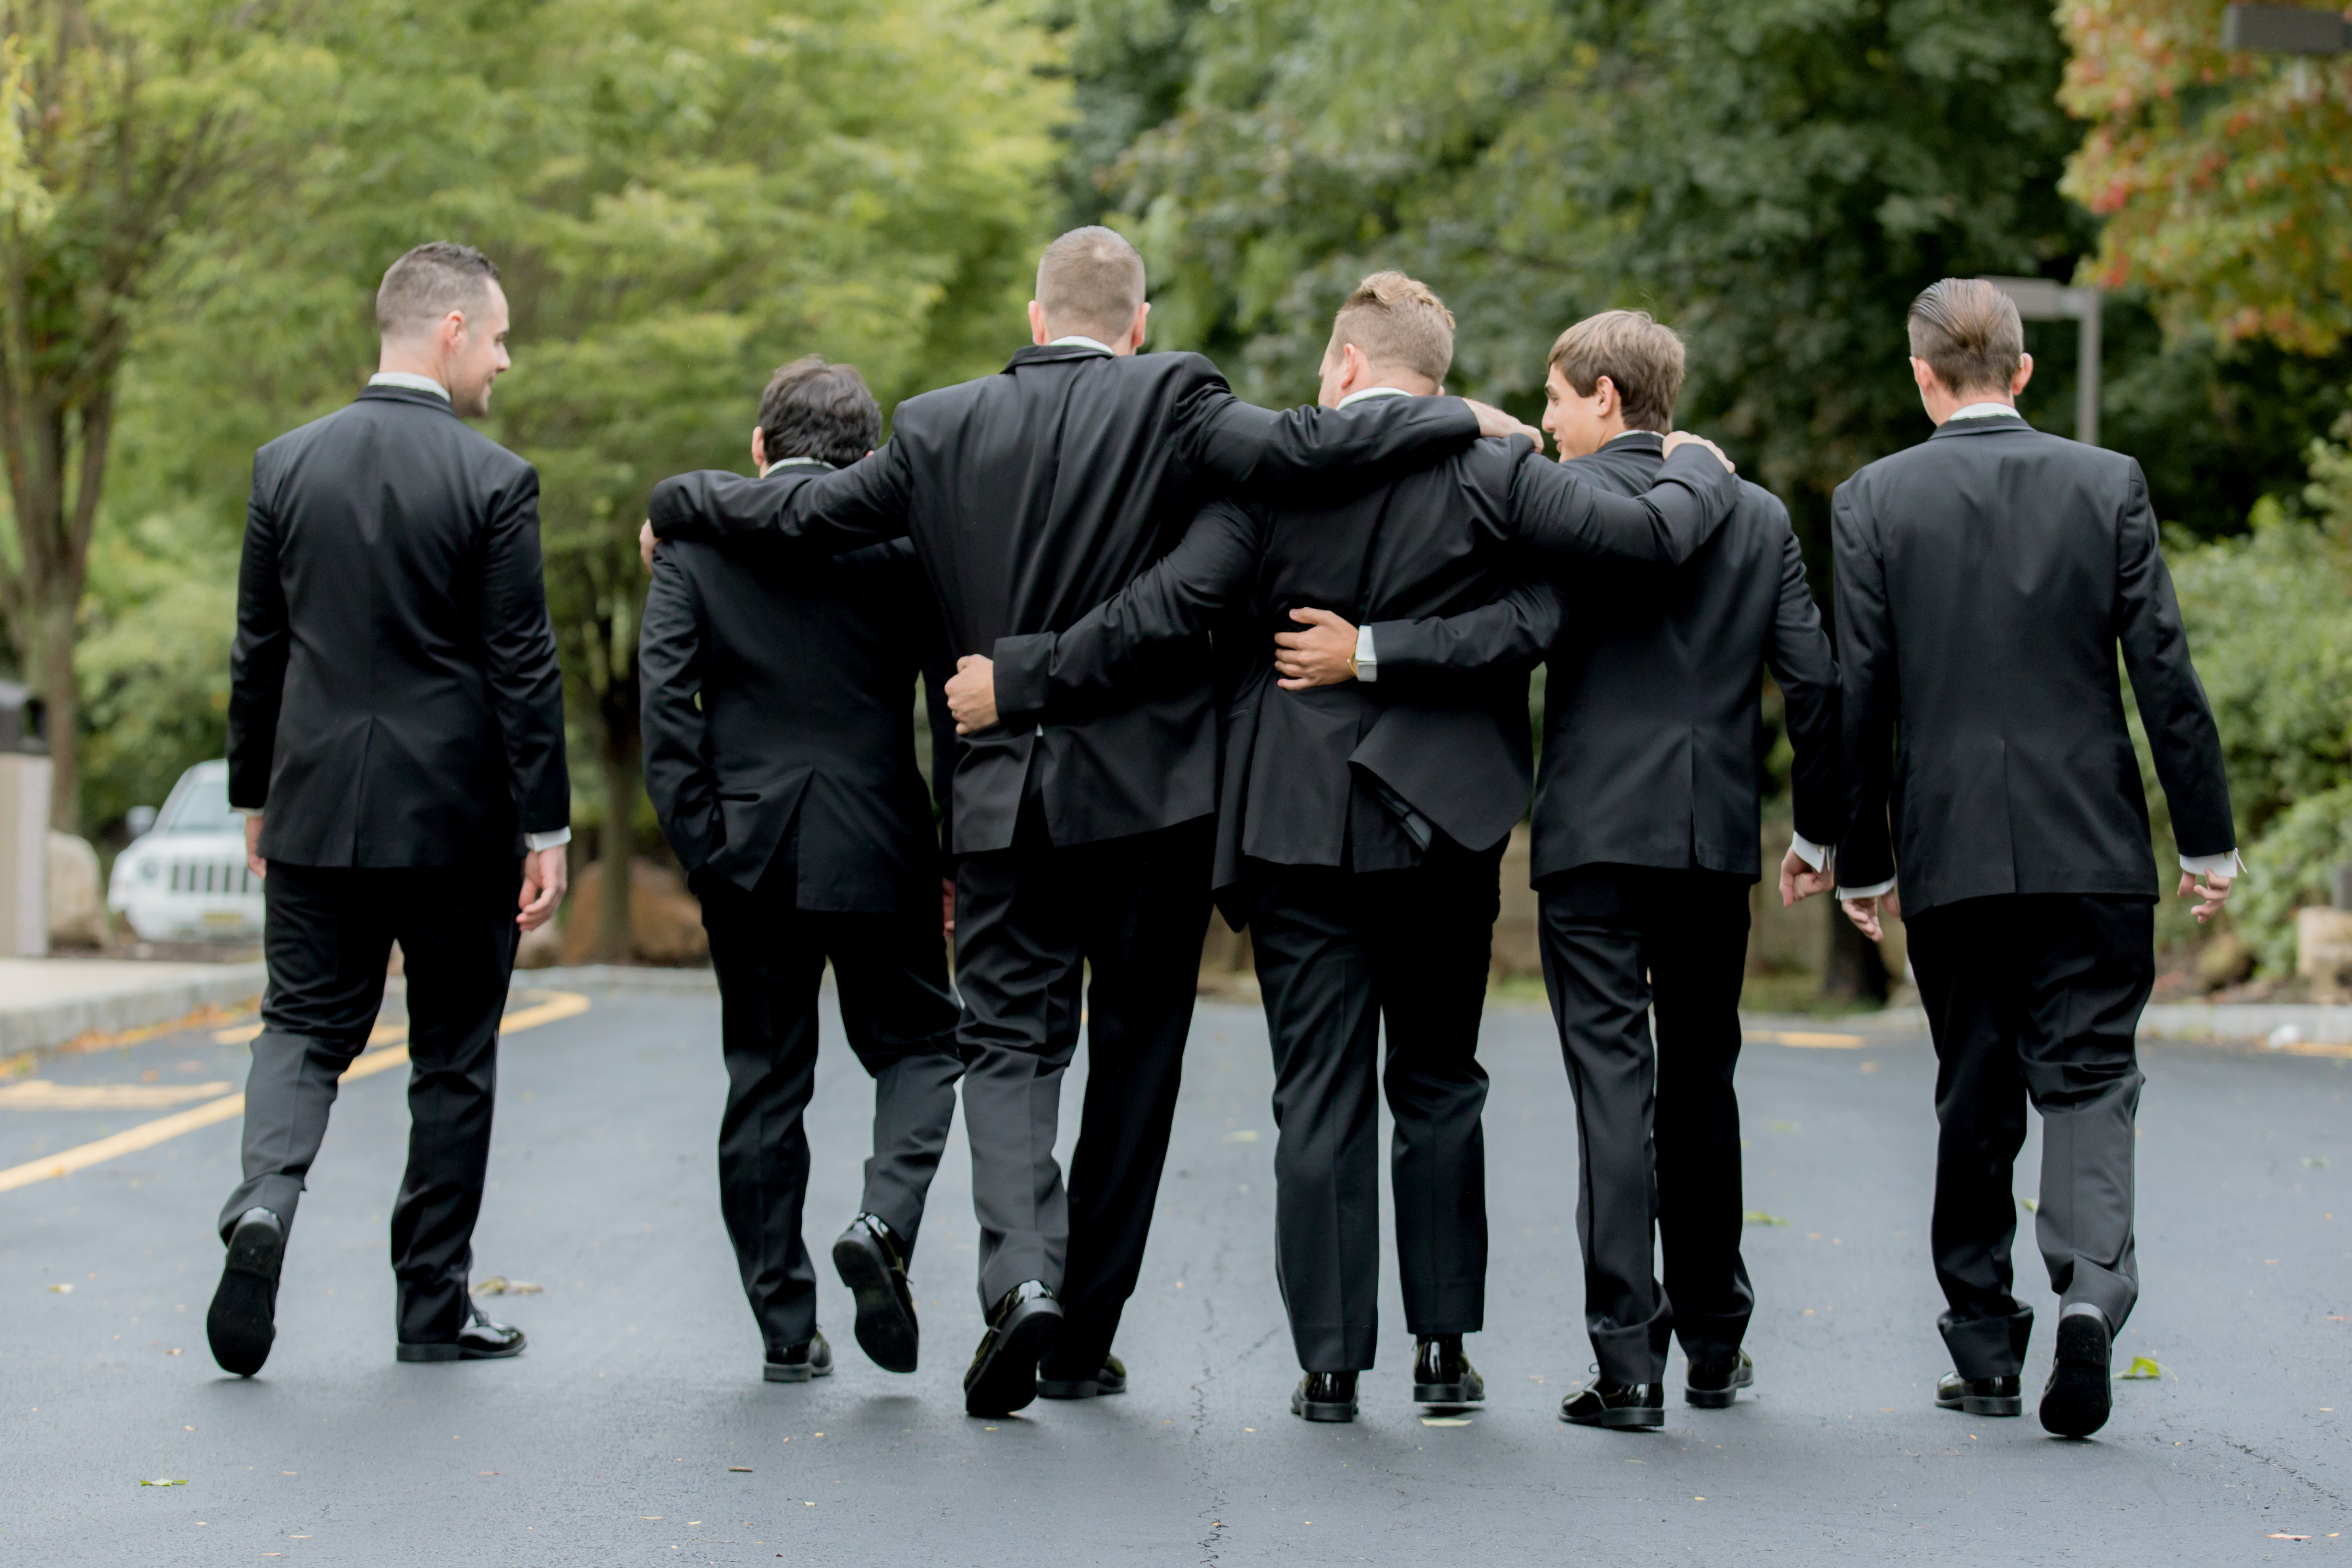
[1662,430,1735,473]
[2179,869,2235,925]
[1779,847,1832,908]
[518,845,568,932]
[1464,398,1546,451]
[947,655,998,735]
[639,519,658,573]
[1274,608,1359,690]
[244,815,267,880]
[1842,889,1900,943]
[941,875,956,942]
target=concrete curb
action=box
[0,962,267,1055]
[2137,1002,2352,1047]
[513,964,715,992]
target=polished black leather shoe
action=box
[764,1329,835,1384]
[207,1207,284,1377]
[2039,1310,2113,1437]
[1935,1371,2022,1416]
[965,1281,1062,1417]
[1686,1349,1754,1409]
[832,1214,919,1374]
[1038,1353,1127,1399]
[1291,1371,1359,1423]
[1560,1374,1666,1430]
[398,1302,527,1362]
[1412,1335,1484,1404]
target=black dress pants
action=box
[1538,865,1753,1386]
[953,794,1211,1381]
[221,861,521,1347]
[1246,842,1500,1372]
[1905,893,2153,1380]
[697,860,964,1357]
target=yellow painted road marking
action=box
[1744,1029,1867,1049]
[0,1081,236,1110]
[0,990,591,1195]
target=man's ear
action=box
[1594,375,1620,418]
[1028,299,1050,346]
[2011,352,2034,397]
[751,425,767,473]
[1128,299,1150,351]
[1910,355,1938,398]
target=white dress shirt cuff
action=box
[1353,624,1378,682]
[1836,876,1897,901]
[1788,833,1831,873]
[525,828,572,853]
[2179,849,2244,878]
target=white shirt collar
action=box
[1335,385,1414,410]
[1603,428,1655,445]
[1947,401,2021,421]
[368,370,450,401]
[1046,335,1116,356]
[765,457,831,471]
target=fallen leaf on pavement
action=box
[729,1467,753,1473]
[138,1479,186,1487]
[473,1277,509,1295]
[1742,1212,1788,1226]
[1420,1417,1470,1427]
[2269,1534,2311,1541]
[2121,1357,2162,1380]
[2021,1199,2039,1213]
[47,1283,72,1293]
[2304,1157,2329,1169]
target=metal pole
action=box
[2076,293,2100,449]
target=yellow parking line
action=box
[0,990,591,1195]
[1744,1029,1867,1049]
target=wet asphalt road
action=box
[1,978,2346,1565]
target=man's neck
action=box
[376,346,450,391]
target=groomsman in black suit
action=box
[644,229,1544,1416]
[639,357,965,1385]
[214,243,569,1375]
[1835,278,2237,1437]
[945,274,1743,1422]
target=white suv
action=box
[107,760,264,941]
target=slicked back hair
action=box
[376,242,501,339]
[1036,226,1147,343]
[1547,310,1685,433]
[757,356,881,470]
[1324,271,1454,386]
[1908,279,2025,396]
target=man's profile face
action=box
[447,281,512,418]
[1542,365,1614,461]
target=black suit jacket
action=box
[228,386,568,867]
[639,466,956,913]
[648,343,1487,853]
[989,427,1741,911]
[1486,433,1840,885]
[1832,413,2233,913]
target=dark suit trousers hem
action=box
[1539,867,1754,1386]
[700,870,962,1356]
[1908,893,2152,1379]
[222,862,521,1346]
[954,798,1211,1378]
[1248,845,1498,1373]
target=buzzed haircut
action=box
[1035,226,1147,343]
[757,356,882,470]
[1908,278,2025,396]
[1548,309,1686,433]
[375,242,501,339]
[1324,271,1455,386]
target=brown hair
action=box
[1546,310,1685,433]
[376,242,500,338]
[1036,226,1147,342]
[757,356,881,469]
[1323,271,1455,385]
[1907,279,2024,396]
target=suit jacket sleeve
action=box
[2113,462,2234,857]
[226,462,289,813]
[1761,522,1844,850]
[992,499,1264,730]
[648,443,914,554]
[1831,479,1898,888]
[1172,361,1479,486]
[1510,443,1740,565]
[637,550,717,873]
[480,465,571,838]
[1361,577,1567,695]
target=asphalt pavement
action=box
[2,978,2346,1565]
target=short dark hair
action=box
[1035,226,1146,342]
[376,242,500,338]
[1907,279,2025,396]
[1325,271,1455,385]
[757,356,880,469]
[1548,310,1685,432]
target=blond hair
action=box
[1324,271,1455,385]
[1036,226,1147,343]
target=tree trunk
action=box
[25,573,77,829]
[1821,901,1890,1005]
[591,717,640,964]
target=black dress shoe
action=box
[398,1302,528,1362]
[2039,1310,2113,1437]
[1412,1335,1484,1404]
[764,1329,835,1384]
[207,1207,284,1377]
[1038,1353,1126,1399]
[964,1281,1062,1417]
[832,1214,919,1374]
[1560,1374,1666,1430]
[1935,1371,2023,1416]
[1291,1371,1359,1423]
[1685,1349,1754,1409]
